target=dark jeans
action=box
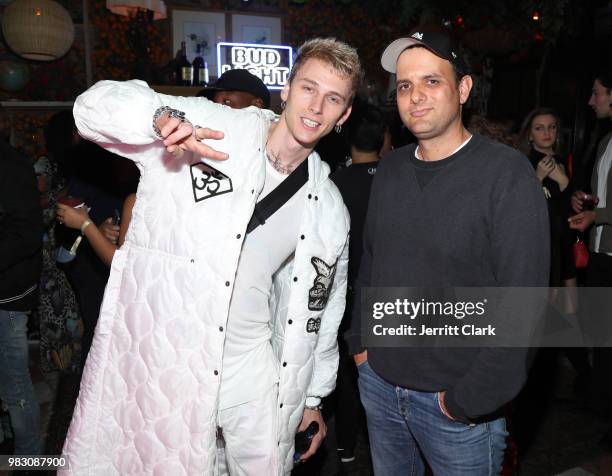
[0,310,42,455]
[358,361,506,476]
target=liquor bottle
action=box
[173,44,182,85]
[192,44,207,87]
[175,41,193,86]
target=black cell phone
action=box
[293,421,319,463]
[112,209,121,226]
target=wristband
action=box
[80,219,93,234]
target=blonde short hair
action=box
[289,38,363,99]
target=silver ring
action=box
[181,118,193,133]
[193,125,202,141]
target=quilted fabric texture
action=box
[61,81,349,475]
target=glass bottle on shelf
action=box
[192,44,208,87]
[175,41,193,86]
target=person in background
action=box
[44,111,137,369]
[519,108,572,287]
[197,68,271,109]
[56,193,135,267]
[0,112,44,456]
[329,101,385,473]
[466,114,518,148]
[33,121,87,456]
[34,155,83,376]
[512,107,587,453]
[569,72,612,434]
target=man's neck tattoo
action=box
[265,148,294,175]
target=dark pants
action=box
[0,310,42,455]
[62,245,109,368]
[586,252,612,413]
[333,352,363,457]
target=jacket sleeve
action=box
[444,155,550,422]
[594,205,612,225]
[593,137,612,225]
[305,232,349,407]
[0,154,42,272]
[73,79,232,166]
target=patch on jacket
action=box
[308,257,337,311]
[190,163,233,202]
[306,317,321,333]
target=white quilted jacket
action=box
[61,80,349,475]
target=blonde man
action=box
[61,38,362,476]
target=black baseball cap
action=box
[381,31,469,76]
[197,69,270,108]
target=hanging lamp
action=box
[1,0,75,61]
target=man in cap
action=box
[198,68,271,110]
[345,31,549,474]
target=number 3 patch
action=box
[190,162,233,202]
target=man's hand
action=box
[99,218,120,245]
[296,408,326,462]
[353,350,368,367]
[568,211,596,232]
[571,190,585,213]
[571,191,598,214]
[155,115,228,160]
[437,391,456,421]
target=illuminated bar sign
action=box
[216,42,294,90]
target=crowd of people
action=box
[0,30,611,476]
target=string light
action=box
[532,11,540,21]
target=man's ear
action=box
[458,75,473,105]
[281,82,290,103]
[252,97,265,109]
[337,104,353,127]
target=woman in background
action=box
[56,193,135,267]
[519,107,572,287]
[34,155,83,375]
[514,107,588,454]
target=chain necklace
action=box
[265,147,295,175]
